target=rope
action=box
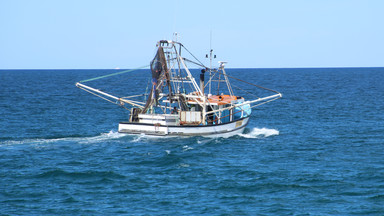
[231,83,261,99]
[180,44,207,68]
[183,58,206,68]
[79,65,149,83]
[215,70,281,94]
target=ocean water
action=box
[1,68,383,215]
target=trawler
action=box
[76,37,282,137]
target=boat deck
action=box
[207,95,239,105]
[188,94,241,106]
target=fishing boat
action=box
[76,36,282,137]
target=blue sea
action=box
[1,68,383,215]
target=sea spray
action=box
[239,127,280,138]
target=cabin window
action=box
[190,104,196,111]
[221,104,231,123]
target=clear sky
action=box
[1,0,383,69]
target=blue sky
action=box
[1,0,383,69]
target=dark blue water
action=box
[1,68,383,215]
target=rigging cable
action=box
[79,65,149,83]
[180,44,207,68]
[231,83,261,99]
[215,71,281,94]
[183,58,206,68]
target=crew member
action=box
[171,106,178,114]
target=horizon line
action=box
[1,66,384,71]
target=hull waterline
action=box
[119,117,249,137]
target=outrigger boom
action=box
[76,82,145,108]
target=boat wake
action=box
[0,130,128,146]
[76,131,128,144]
[239,127,280,138]
[1,128,279,147]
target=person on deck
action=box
[171,106,178,114]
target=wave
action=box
[35,168,126,180]
[0,130,128,146]
[239,127,279,138]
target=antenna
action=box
[173,32,179,42]
[206,31,216,94]
[173,0,179,33]
[209,31,213,69]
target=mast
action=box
[206,31,216,95]
[219,61,234,96]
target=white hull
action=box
[118,117,249,137]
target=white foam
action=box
[182,145,194,151]
[239,127,280,139]
[178,163,190,168]
[130,133,148,143]
[78,130,127,144]
[0,130,128,146]
[197,139,210,144]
